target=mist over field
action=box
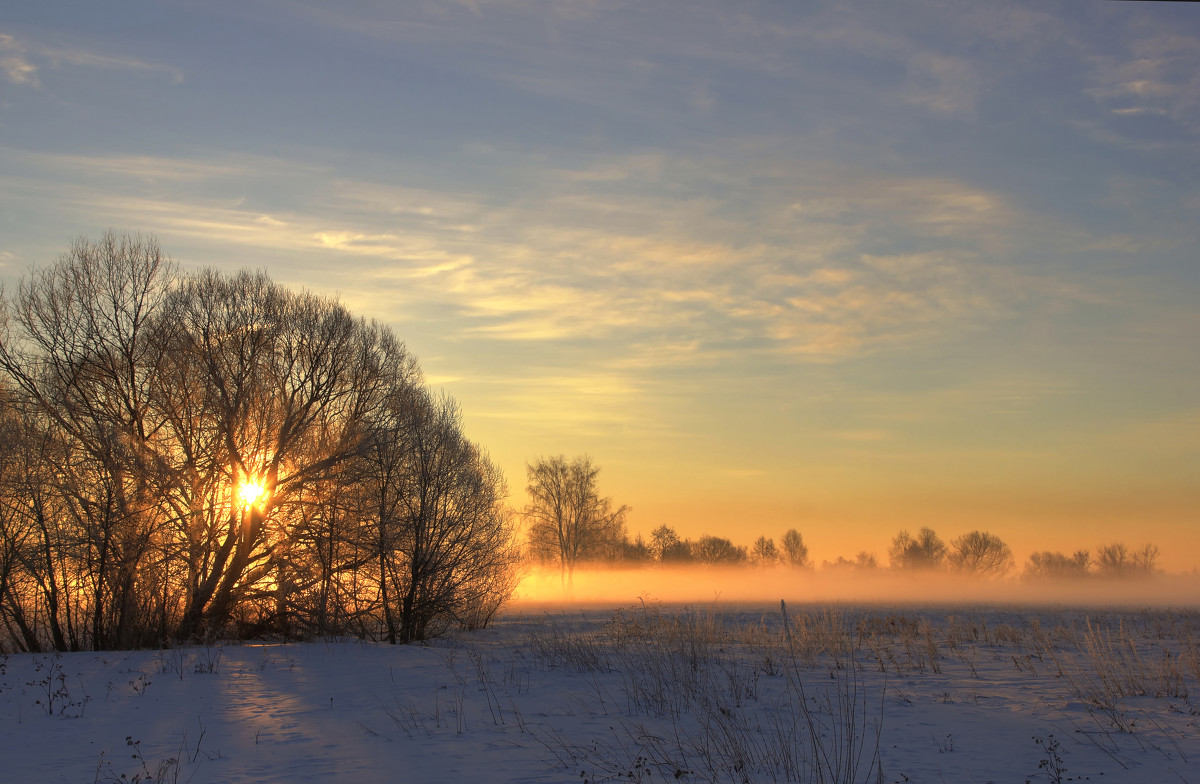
[513,566,1200,609]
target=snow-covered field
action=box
[2,601,1197,783]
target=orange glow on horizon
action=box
[508,565,1200,609]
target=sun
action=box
[237,480,267,509]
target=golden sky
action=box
[1,1,1197,570]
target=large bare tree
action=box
[365,388,517,642]
[0,233,178,648]
[0,233,520,650]
[164,269,400,641]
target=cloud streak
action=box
[0,143,1102,374]
[0,31,182,86]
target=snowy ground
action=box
[1,602,1197,783]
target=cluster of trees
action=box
[882,527,1160,580]
[637,527,812,569]
[0,234,518,652]
[1024,542,1160,580]
[521,461,813,577]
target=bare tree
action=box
[1131,543,1160,574]
[0,404,83,652]
[650,524,691,563]
[0,390,43,652]
[524,455,628,588]
[1095,541,1159,578]
[751,536,779,565]
[1095,542,1130,578]
[0,232,178,649]
[888,528,946,571]
[947,530,1013,578]
[781,528,809,568]
[366,389,517,642]
[165,270,400,641]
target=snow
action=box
[1,602,1197,783]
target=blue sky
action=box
[1,1,1197,568]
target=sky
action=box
[1,0,1197,571]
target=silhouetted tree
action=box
[751,536,779,565]
[649,524,690,563]
[0,233,178,649]
[692,535,745,565]
[1095,541,1159,578]
[1095,542,1131,577]
[947,530,1013,578]
[781,529,809,568]
[888,528,946,571]
[365,390,517,642]
[523,455,627,587]
[166,269,401,641]
[1131,543,1160,574]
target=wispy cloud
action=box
[1085,26,1200,134]
[263,1,1002,127]
[19,151,252,182]
[0,31,183,86]
[0,142,1095,375]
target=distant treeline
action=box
[0,234,519,653]
[521,459,1162,581]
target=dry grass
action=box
[519,603,1199,781]
[525,601,884,784]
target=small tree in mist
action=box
[781,528,809,568]
[1132,543,1160,574]
[751,536,779,565]
[692,535,745,565]
[523,454,628,588]
[1096,542,1130,578]
[1024,550,1090,580]
[947,530,1013,578]
[888,527,946,571]
[650,525,690,563]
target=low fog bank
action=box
[510,566,1200,609]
